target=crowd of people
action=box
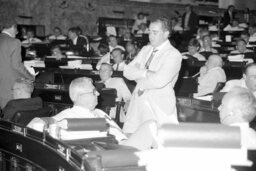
[1,3,256,153]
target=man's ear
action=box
[243,74,246,79]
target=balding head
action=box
[205,54,223,70]
[69,77,99,110]
[219,87,256,125]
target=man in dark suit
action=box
[0,21,34,108]
[182,5,199,34]
[2,79,42,121]
[67,27,90,56]
[222,5,235,29]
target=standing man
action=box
[182,5,198,34]
[123,17,182,134]
[0,21,34,108]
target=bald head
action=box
[219,87,256,125]
[206,55,223,70]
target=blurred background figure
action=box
[48,27,67,40]
[132,12,148,34]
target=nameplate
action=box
[12,125,26,136]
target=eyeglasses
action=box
[79,89,99,96]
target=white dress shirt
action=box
[113,61,127,71]
[221,78,256,97]
[52,106,127,142]
[195,67,226,96]
[231,122,256,150]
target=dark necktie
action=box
[116,64,119,71]
[145,49,158,69]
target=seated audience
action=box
[98,63,131,122]
[48,27,67,40]
[2,79,42,120]
[230,38,253,54]
[218,87,256,149]
[21,29,42,47]
[240,31,250,45]
[108,35,125,52]
[119,28,134,47]
[182,38,206,61]
[112,48,127,71]
[28,77,156,150]
[170,17,183,32]
[249,24,256,42]
[196,27,209,47]
[125,41,139,63]
[221,63,256,96]
[224,19,244,31]
[199,35,218,54]
[51,45,65,59]
[132,12,147,34]
[67,27,89,56]
[136,23,149,35]
[96,43,110,57]
[194,55,226,97]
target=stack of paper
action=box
[228,54,244,62]
[59,130,108,140]
[24,60,45,68]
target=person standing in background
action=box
[0,20,34,108]
[182,5,199,34]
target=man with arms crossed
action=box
[123,17,182,134]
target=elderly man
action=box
[194,54,226,97]
[98,63,131,122]
[221,63,256,96]
[123,17,182,134]
[0,21,34,108]
[218,87,256,149]
[2,79,42,120]
[28,77,157,150]
[230,38,253,54]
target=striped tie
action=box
[145,49,158,69]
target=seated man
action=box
[194,54,226,97]
[51,45,66,59]
[67,27,90,56]
[136,23,149,35]
[230,38,253,54]
[249,24,256,42]
[28,77,157,150]
[108,35,125,52]
[2,79,42,120]
[21,29,42,47]
[221,63,256,96]
[125,41,139,63]
[112,48,127,71]
[98,63,131,122]
[199,35,218,54]
[48,27,67,40]
[182,38,206,61]
[218,87,256,149]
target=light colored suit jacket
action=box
[123,40,182,133]
[0,33,34,108]
[104,77,131,122]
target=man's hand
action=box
[146,70,155,77]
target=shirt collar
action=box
[73,36,78,45]
[152,39,169,52]
[2,30,13,37]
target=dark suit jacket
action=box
[222,11,235,28]
[2,97,42,121]
[68,36,89,56]
[0,33,34,108]
[182,11,199,33]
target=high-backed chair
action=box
[11,106,53,126]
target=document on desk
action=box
[60,130,108,140]
[193,95,212,101]
[67,55,84,59]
